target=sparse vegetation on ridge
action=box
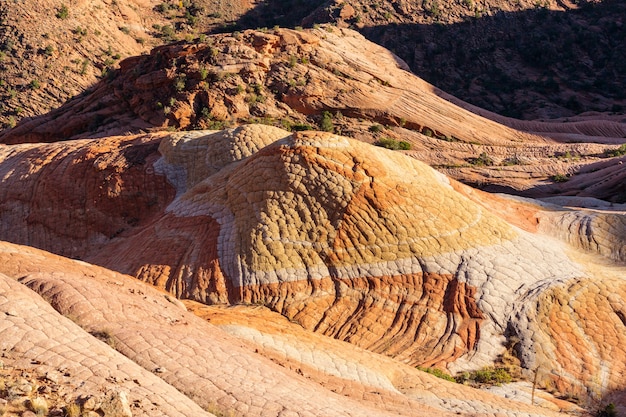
[418,366,514,387]
[376,137,411,150]
[55,4,69,19]
[605,144,626,158]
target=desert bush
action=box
[605,144,626,158]
[456,366,513,385]
[79,59,90,75]
[551,173,568,183]
[173,74,186,92]
[376,137,411,150]
[73,26,87,36]
[29,80,40,89]
[28,397,48,416]
[160,25,176,42]
[417,367,456,382]
[368,124,383,133]
[468,152,494,166]
[282,119,313,131]
[56,4,69,19]
[597,403,617,417]
[319,111,334,132]
[90,329,116,348]
[65,403,81,417]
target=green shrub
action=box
[605,143,626,157]
[368,124,383,133]
[417,367,456,382]
[469,152,494,166]
[597,403,617,417]
[29,79,41,89]
[376,137,412,150]
[186,12,198,26]
[56,4,69,19]
[320,111,334,132]
[457,367,513,385]
[173,74,186,92]
[155,2,170,13]
[79,59,89,75]
[551,173,568,183]
[280,118,314,132]
[73,26,87,36]
[160,25,176,41]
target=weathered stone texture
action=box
[1,124,625,412]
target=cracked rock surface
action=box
[1,124,625,413]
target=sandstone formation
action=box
[2,27,625,200]
[1,122,625,414]
[1,20,626,417]
[0,240,585,417]
[2,0,623,130]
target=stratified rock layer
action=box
[1,124,625,411]
[3,27,626,200]
[1,240,581,417]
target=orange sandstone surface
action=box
[1,124,625,415]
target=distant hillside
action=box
[1,0,624,130]
[3,27,625,201]
[356,0,626,119]
[0,0,261,129]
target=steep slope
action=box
[1,123,625,411]
[0,0,264,130]
[2,0,623,129]
[305,0,626,119]
[0,269,213,417]
[2,27,625,199]
[0,240,583,417]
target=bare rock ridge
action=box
[2,123,626,413]
[2,27,626,200]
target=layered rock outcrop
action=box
[3,27,625,200]
[1,240,581,416]
[2,123,625,411]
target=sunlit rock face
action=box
[1,124,626,410]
